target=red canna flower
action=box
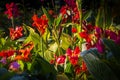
[60,5,71,23]
[0,49,15,58]
[69,56,78,65]
[15,42,34,61]
[81,61,87,71]
[79,31,92,43]
[56,55,66,65]
[4,2,19,19]
[50,59,55,64]
[72,7,80,23]
[32,14,48,35]
[66,46,80,65]
[9,26,23,40]
[75,65,82,74]
[74,46,80,55]
[66,48,72,56]
[71,27,77,33]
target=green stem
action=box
[41,37,44,58]
[52,29,61,56]
[76,0,83,50]
[11,17,15,29]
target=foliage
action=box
[0,0,120,80]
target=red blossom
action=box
[81,61,87,71]
[72,7,80,23]
[50,59,55,64]
[32,14,48,35]
[66,46,80,65]
[14,42,34,61]
[66,48,72,56]
[69,56,78,65]
[9,26,23,40]
[4,2,19,19]
[79,31,92,43]
[75,66,81,74]
[71,27,77,33]
[74,46,80,55]
[56,55,66,65]
[0,50,15,57]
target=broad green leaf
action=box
[102,38,120,64]
[44,42,58,61]
[23,26,41,52]
[81,48,119,80]
[30,56,56,76]
[60,33,72,50]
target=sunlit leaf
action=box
[64,62,72,73]
[60,33,72,50]
[54,14,62,29]
[18,60,24,71]
[44,42,58,61]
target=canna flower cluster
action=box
[9,26,23,40]
[0,42,34,71]
[60,0,80,23]
[79,23,120,54]
[50,46,87,74]
[32,14,48,35]
[4,2,19,19]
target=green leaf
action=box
[102,38,120,64]
[23,26,41,52]
[57,73,69,80]
[42,29,50,43]
[42,7,54,26]
[30,56,56,76]
[81,48,119,80]
[83,10,92,20]
[95,8,104,28]
[26,62,32,71]
[60,33,72,50]
[64,62,72,73]
[54,14,62,29]
[18,60,24,71]
[44,42,58,61]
